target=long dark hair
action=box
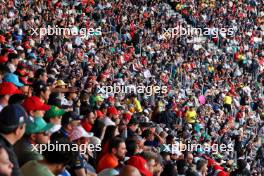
[101,125,118,147]
[91,119,105,139]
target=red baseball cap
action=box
[96,110,104,118]
[107,106,119,116]
[123,112,132,121]
[0,82,22,95]
[22,96,50,112]
[127,156,153,176]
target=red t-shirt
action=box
[81,120,92,132]
[97,153,118,172]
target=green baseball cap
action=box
[44,105,65,119]
[26,117,54,134]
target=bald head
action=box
[119,165,141,176]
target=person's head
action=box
[8,94,26,105]
[176,159,187,174]
[185,152,194,165]
[22,96,51,118]
[107,106,120,122]
[8,53,19,65]
[127,155,152,176]
[0,146,13,176]
[108,137,126,160]
[0,104,28,144]
[237,159,247,170]
[119,165,141,176]
[160,163,177,176]
[35,68,48,83]
[61,111,81,132]
[42,138,78,175]
[33,81,51,102]
[128,118,139,132]
[25,117,54,144]
[140,151,158,174]
[82,107,96,125]
[102,125,119,145]
[44,106,65,125]
[69,126,93,153]
[196,159,208,173]
[142,129,154,141]
[91,119,106,139]
[65,88,78,101]
[0,82,22,107]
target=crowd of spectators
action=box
[0,0,263,176]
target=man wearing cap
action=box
[61,88,79,108]
[44,105,66,133]
[51,111,81,141]
[68,126,96,176]
[22,96,51,119]
[127,155,153,176]
[0,104,28,176]
[102,106,120,126]
[3,73,25,87]
[0,82,22,111]
[14,117,54,167]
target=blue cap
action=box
[0,104,30,131]
[4,73,24,87]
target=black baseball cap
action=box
[61,111,82,126]
[0,104,30,133]
[128,117,139,126]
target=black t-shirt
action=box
[0,135,22,176]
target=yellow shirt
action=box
[186,110,197,124]
[224,96,232,105]
[134,99,143,112]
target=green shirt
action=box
[14,138,43,167]
[21,160,55,176]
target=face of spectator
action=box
[87,112,95,125]
[201,164,208,174]
[40,72,48,83]
[70,92,77,100]
[41,87,51,102]
[33,131,51,144]
[50,116,62,125]
[114,142,127,160]
[187,153,193,164]
[0,148,13,176]
[68,120,81,131]
[147,159,156,174]
[0,95,10,107]
[15,123,26,140]
[32,110,45,118]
